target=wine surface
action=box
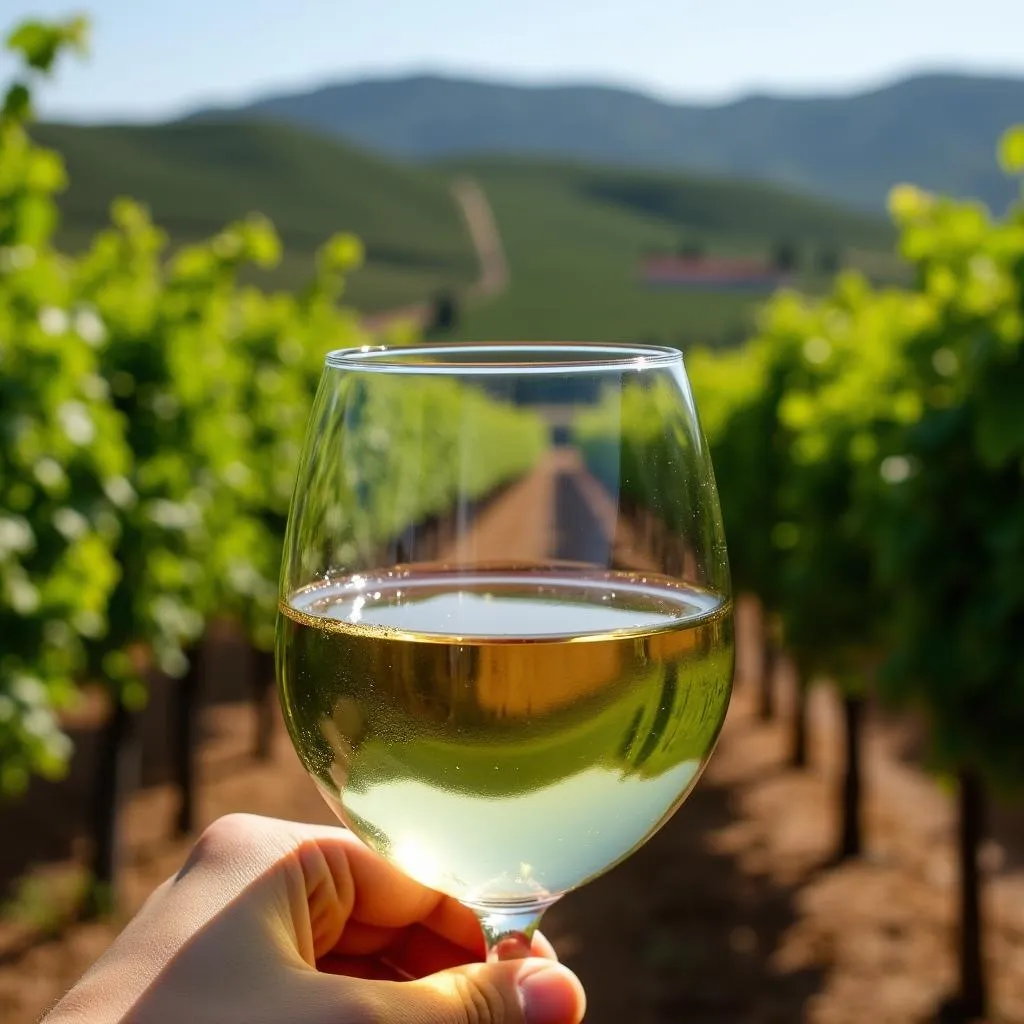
[278,568,733,907]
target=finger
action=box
[421,895,488,958]
[330,893,486,959]
[531,932,559,962]
[328,922,477,979]
[184,816,445,930]
[383,923,482,979]
[329,920,396,957]
[328,919,477,975]
[322,901,556,971]
[393,908,557,966]
[410,959,585,1024]
[307,958,586,1024]
[316,953,406,982]
[324,925,559,981]
[170,816,451,966]
[284,821,445,930]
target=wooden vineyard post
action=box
[955,769,987,1022]
[86,697,141,918]
[791,669,809,769]
[759,624,776,722]
[173,644,204,837]
[837,693,864,861]
[252,646,277,761]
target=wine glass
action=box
[277,342,733,960]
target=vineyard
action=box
[575,127,1024,1019]
[6,13,1024,1024]
[0,19,546,912]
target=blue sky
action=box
[4,0,1024,121]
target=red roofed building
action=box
[640,255,794,291]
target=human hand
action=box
[44,814,585,1024]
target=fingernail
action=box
[518,963,585,1024]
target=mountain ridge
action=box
[185,70,1024,211]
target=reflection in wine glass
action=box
[277,344,733,958]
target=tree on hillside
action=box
[816,243,842,277]
[771,239,801,274]
[677,238,706,260]
[426,289,459,336]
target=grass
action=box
[34,119,478,311]
[438,156,899,347]
[1,864,88,939]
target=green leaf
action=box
[999,125,1024,175]
[888,183,933,223]
[318,233,364,275]
[25,149,67,193]
[14,194,58,245]
[5,16,89,72]
[973,359,1024,468]
[2,83,31,123]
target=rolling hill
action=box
[193,71,1024,212]
[32,119,479,310]
[30,119,893,342]
[437,156,895,346]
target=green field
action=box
[33,120,897,339]
[34,120,478,311]
[440,156,897,347]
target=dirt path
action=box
[6,460,1024,1022]
[450,177,509,302]
[361,176,508,335]
[437,448,660,569]
[438,450,560,565]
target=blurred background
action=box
[3,2,1024,1021]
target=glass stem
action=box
[468,900,559,962]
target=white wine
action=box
[278,568,733,909]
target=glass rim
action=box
[324,342,683,375]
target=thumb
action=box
[320,957,586,1024]
[392,958,586,1024]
